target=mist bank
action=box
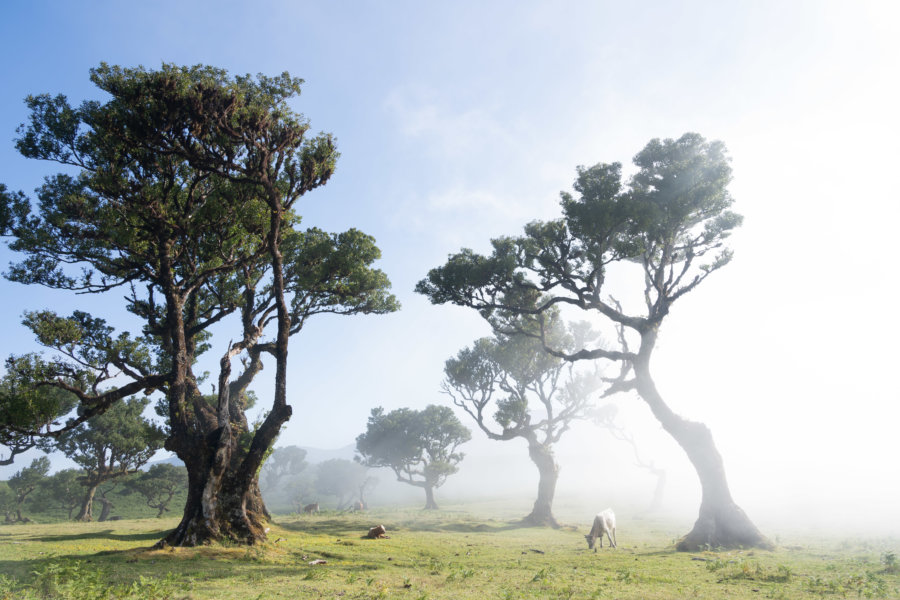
[281,428,900,539]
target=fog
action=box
[2,0,899,543]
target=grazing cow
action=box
[584,508,617,551]
[302,502,319,514]
[350,500,366,512]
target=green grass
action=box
[0,504,898,599]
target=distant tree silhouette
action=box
[356,405,470,509]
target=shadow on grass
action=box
[32,528,169,543]
[0,551,385,594]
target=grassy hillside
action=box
[0,503,897,599]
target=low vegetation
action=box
[0,502,897,599]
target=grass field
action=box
[1,502,898,599]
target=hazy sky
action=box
[1,1,898,528]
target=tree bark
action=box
[157,449,269,546]
[75,484,98,522]
[633,330,771,551]
[424,485,439,510]
[97,497,113,522]
[522,437,560,527]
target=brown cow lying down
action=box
[365,524,389,539]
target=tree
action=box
[53,397,164,521]
[0,64,398,545]
[124,463,188,518]
[260,445,307,492]
[0,482,15,523]
[356,405,470,510]
[417,134,770,550]
[442,319,600,526]
[588,404,667,515]
[31,468,84,519]
[5,456,50,523]
[0,367,77,466]
[93,480,120,522]
[314,459,368,509]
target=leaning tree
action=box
[443,317,602,527]
[0,64,398,546]
[356,404,471,510]
[417,133,770,550]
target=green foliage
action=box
[356,405,471,491]
[2,64,398,544]
[417,132,742,349]
[442,317,601,442]
[0,360,79,464]
[31,469,83,518]
[56,398,164,481]
[803,571,889,598]
[282,228,401,322]
[711,558,794,583]
[122,463,188,518]
[5,457,50,522]
[25,561,191,600]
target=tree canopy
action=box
[0,63,398,545]
[443,316,601,526]
[5,456,50,523]
[52,397,164,521]
[123,463,189,518]
[418,134,770,550]
[356,404,470,510]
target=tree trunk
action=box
[75,484,98,522]
[157,429,270,547]
[633,333,771,551]
[424,485,438,510]
[647,467,666,515]
[97,497,113,522]
[522,437,559,527]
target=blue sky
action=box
[2,1,899,527]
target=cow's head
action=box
[584,534,595,550]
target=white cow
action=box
[584,508,617,551]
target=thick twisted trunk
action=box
[633,330,771,551]
[158,429,271,547]
[522,437,559,527]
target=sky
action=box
[1,0,899,532]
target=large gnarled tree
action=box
[0,64,398,546]
[417,134,770,550]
